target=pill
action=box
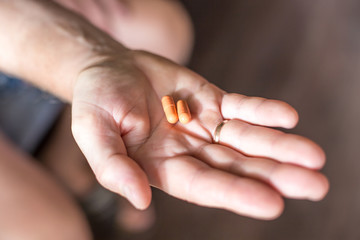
[177,100,191,124]
[161,95,178,124]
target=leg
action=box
[54,0,194,64]
[0,133,92,240]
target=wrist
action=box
[64,28,130,102]
[42,5,131,102]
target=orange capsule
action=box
[161,95,178,124]
[177,100,191,124]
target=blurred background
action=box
[124,0,360,239]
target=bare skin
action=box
[0,0,329,238]
[0,133,92,240]
[53,0,194,64]
[38,105,156,233]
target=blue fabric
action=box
[0,73,64,154]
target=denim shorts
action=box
[0,73,64,154]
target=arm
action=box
[0,0,124,100]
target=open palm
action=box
[72,50,328,220]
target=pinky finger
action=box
[152,156,284,220]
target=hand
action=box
[71,50,329,220]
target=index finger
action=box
[221,93,299,129]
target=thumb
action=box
[71,101,151,209]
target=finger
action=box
[196,144,329,201]
[221,93,299,128]
[217,119,326,169]
[71,102,152,210]
[150,156,284,220]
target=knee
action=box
[0,134,92,240]
[2,207,92,240]
[112,0,195,65]
[0,191,92,240]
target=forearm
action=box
[0,0,126,101]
